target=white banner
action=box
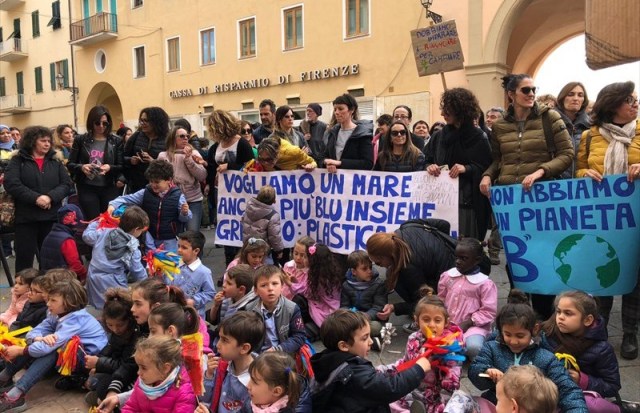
[215,170,459,254]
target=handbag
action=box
[0,190,15,227]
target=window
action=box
[166,37,180,72]
[133,46,145,78]
[49,59,68,90]
[32,11,40,37]
[346,0,369,37]
[7,18,20,41]
[238,18,256,58]
[47,1,61,30]
[34,66,43,93]
[283,6,303,50]
[0,77,5,97]
[287,97,301,106]
[132,0,143,8]
[200,28,216,65]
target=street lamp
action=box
[420,0,443,24]
[55,73,79,97]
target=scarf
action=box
[251,396,290,413]
[0,139,15,151]
[599,121,636,175]
[138,366,180,400]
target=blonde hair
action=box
[501,365,558,413]
[366,232,411,290]
[207,110,241,143]
[134,336,183,373]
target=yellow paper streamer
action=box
[0,324,32,347]
[555,352,580,372]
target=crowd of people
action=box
[0,76,638,413]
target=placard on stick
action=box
[411,20,464,77]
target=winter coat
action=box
[575,120,640,178]
[391,219,456,316]
[122,367,197,413]
[557,109,591,178]
[157,150,207,202]
[67,133,125,186]
[425,124,492,237]
[310,350,425,413]
[483,103,574,185]
[10,300,47,332]
[269,129,307,149]
[108,323,149,395]
[4,148,72,224]
[246,296,306,354]
[540,317,620,398]
[340,270,388,321]
[241,197,284,252]
[95,323,138,379]
[378,324,462,413]
[373,150,426,172]
[123,130,167,193]
[300,119,328,164]
[323,120,374,170]
[0,289,28,326]
[469,338,588,413]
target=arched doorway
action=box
[467,0,586,109]
[84,82,124,129]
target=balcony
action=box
[70,12,118,46]
[0,39,28,62]
[0,95,31,114]
[0,0,25,11]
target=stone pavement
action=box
[0,229,638,412]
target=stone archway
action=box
[467,0,586,109]
[84,82,124,128]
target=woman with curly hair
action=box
[123,106,169,193]
[425,87,492,239]
[375,121,425,172]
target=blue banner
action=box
[490,175,640,295]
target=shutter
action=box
[50,62,56,90]
[35,67,43,93]
[0,78,6,97]
[16,72,24,95]
[62,60,69,88]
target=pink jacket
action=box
[304,286,340,327]
[282,260,308,300]
[157,151,206,203]
[0,290,28,326]
[122,367,197,413]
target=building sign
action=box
[411,20,464,76]
[168,64,360,98]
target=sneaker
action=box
[403,322,419,334]
[84,390,99,407]
[54,375,86,391]
[371,337,382,351]
[0,393,27,413]
[0,379,14,394]
[489,251,500,265]
[620,400,640,413]
[621,333,638,360]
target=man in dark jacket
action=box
[253,99,276,145]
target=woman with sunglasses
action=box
[426,88,492,240]
[240,120,258,158]
[67,105,125,220]
[576,81,640,360]
[480,74,573,320]
[269,105,307,149]
[158,126,207,232]
[374,121,425,172]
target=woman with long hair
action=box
[374,121,425,172]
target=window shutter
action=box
[50,62,56,90]
[62,60,69,87]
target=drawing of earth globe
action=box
[552,234,620,292]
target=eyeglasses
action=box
[520,86,537,95]
[390,130,407,137]
[176,134,189,139]
[625,96,639,106]
[139,118,149,124]
[258,156,275,164]
[283,115,295,119]
[241,128,252,134]
[94,121,109,127]
[393,115,410,120]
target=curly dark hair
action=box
[440,88,482,126]
[591,81,635,126]
[19,126,53,152]
[307,243,343,301]
[139,106,170,140]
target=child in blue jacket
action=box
[0,279,108,412]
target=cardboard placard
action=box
[410,20,464,77]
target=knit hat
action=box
[307,103,322,116]
[0,124,9,132]
[57,204,84,226]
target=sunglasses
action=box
[258,156,275,164]
[176,134,189,139]
[390,130,407,137]
[625,96,639,106]
[94,121,109,127]
[139,118,148,124]
[520,86,537,95]
[241,128,252,134]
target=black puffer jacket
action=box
[4,149,72,224]
[323,120,374,170]
[123,130,166,193]
[67,133,125,185]
[310,350,424,413]
[340,270,388,320]
[95,324,137,377]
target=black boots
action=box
[621,333,638,360]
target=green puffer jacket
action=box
[483,103,573,185]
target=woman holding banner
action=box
[576,81,640,360]
[425,88,492,240]
[479,73,574,320]
[374,121,425,172]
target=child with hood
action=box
[39,204,87,281]
[241,185,284,262]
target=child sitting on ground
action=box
[0,268,39,327]
[108,159,192,251]
[310,309,431,412]
[209,264,257,330]
[496,365,559,413]
[9,271,47,333]
[340,250,387,347]
[83,205,149,309]
[282,236,314,300]
[241,185,284,262]
[39,204,87,281]
[166,230,216,319]
[222,237,270,284]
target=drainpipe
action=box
[68,0,78,129]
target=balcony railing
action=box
[0,94,32,113]
[0,38,28,61]
[70,12,118,46]
[0,0,25,11]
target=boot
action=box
[621,333,638,360]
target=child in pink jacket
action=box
[0,269,38,327]
[121,336,196,413]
